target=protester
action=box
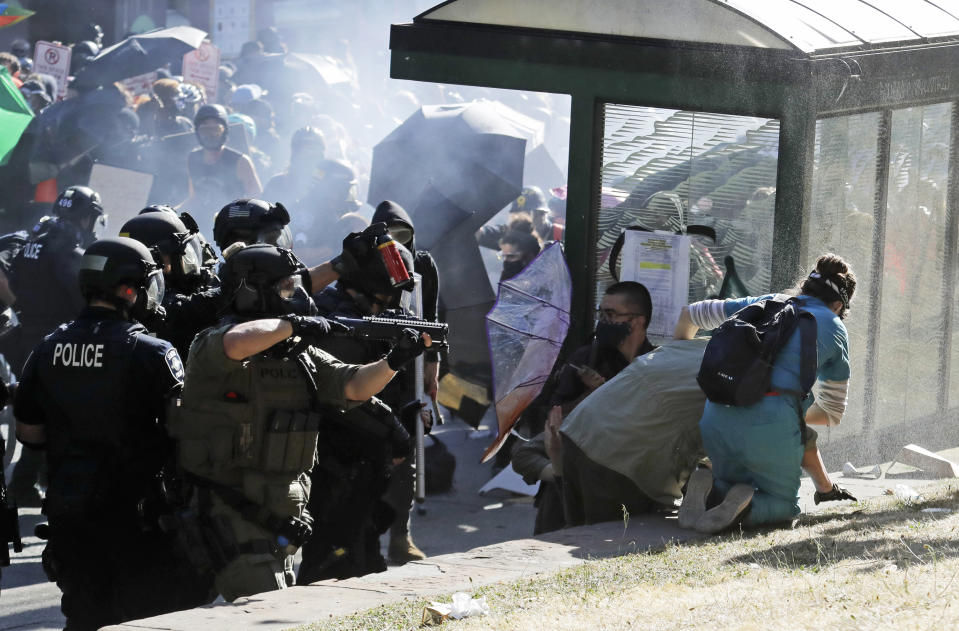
[512,282,656,533]
[497,229,541,282]
[674,253,857,534]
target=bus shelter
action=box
[390,0,959,461]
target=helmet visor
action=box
[93,214,109,240]
[145,269,165,312]
[180,235,203,277]
[258,225,293,250]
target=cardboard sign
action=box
[88,164,155,231]
[182,41,220,103]
[119,71,158,98]
[33,41,72,99]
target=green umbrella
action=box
[0,66,32,166]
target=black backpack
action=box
[697,296,817,407]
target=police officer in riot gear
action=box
[14,237,212,630]
[138,204,220,283]
[212,198,293,254]
[119,211,221,357]
[7,186,106,506]
[168,243,430,601]
[298,234,428,583]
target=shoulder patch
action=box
[165,347,185,382]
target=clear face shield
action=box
[93,214,108,240]
[179,234,203,278]
[144,268,165,313]
[257,225,293,250]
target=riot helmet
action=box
[119,212,205,293]
[194,103,229,150]
[139,205,220,279]
[219,243,313,317]
[213,198,292,252]
[53,185,106,248]
[79,237,165,323]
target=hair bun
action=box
[815,253,850,279]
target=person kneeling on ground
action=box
[674,253,858,534]
[512,281,656,534]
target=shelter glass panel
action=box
[597,104,780,336]
[876,103,953,425]
[807,113,882,433]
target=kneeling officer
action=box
[168,243,429,601]
[14,237,210,630]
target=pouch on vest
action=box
[283,412,308,472]
[262,411,291,472]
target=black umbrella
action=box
[368,101,527,223]
[74,26,207,89]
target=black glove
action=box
[281,315,350,343]
[814,483,858,505]
[386,328,428,370]
[399,400,431,437]
[330,223,387,277]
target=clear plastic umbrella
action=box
[482,242,571,463]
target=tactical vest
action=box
[168,333,321,519]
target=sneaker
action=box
[814,483,857,505]
[678,467,713,529]
[388,534,426,565]
[695,483,754,534]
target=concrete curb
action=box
[102,513,703,631]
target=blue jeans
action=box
[699,396,804,526]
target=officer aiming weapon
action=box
[330,314,449,350]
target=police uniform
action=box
[9,217,85,371]
[13,307,208,630]
[168,322,359,601]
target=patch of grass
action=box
[295,482,959,631]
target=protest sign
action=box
[88,164,154,231]
[182,41,220,103]
[119,71,158,98]
[620,230,690,338]
[33,41,71,99]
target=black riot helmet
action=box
[53,185,107,248]
[213,198,292,253]
[139,205,220,279]
[79,237,165,323]
[219,243,312,317]
[339,238,415,313]
[119,212,206,293]
[194,103,229,150]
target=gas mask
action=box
[270,273,316,316]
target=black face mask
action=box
[594,320,631,349]
[500,260,527,281]
[197,128,226,150]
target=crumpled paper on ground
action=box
[421,592,490,625]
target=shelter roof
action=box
[416,0,959,54]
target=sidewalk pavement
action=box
[101,434,952,631]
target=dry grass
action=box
[298,482,959,631]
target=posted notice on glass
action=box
[620,231,690,338]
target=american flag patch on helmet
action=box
[228,205,250,218]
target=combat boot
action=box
[388,534,426,564]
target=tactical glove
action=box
[281,315,350,343]
[386,328,428,370]
[330,223,387,277]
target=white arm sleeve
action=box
[815,379,848,426]
[687,299,728,331]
